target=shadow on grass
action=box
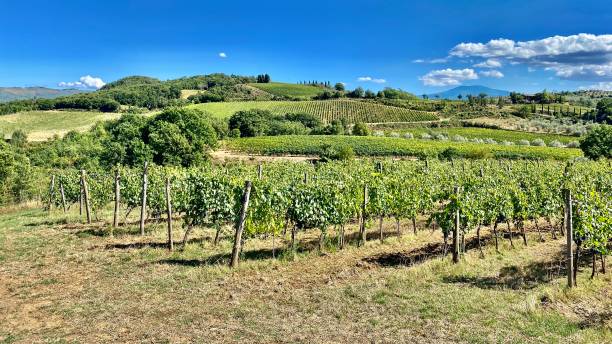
[442,251,595,290]
[158,247,293,266]
[363,232,496,267]
[103,237,209,250]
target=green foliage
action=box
[352,122,369,136]
[191,99,438,123]
[249,82,326,99]
[579,125,612,159]
[226,135,582,160]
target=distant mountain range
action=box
[425,85,510,99]
[0,87,86,102]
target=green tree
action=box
[334,83,345,92]
[580,125,612,160]
[352,121,369,136]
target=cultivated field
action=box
[191,100,439,123]
[225,135,582,160]
[248,82,326,99]
[0,111,121,141]
[369,126,578,145]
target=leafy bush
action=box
[531,139,546,147]
[352,122,370,136]
[580,125,612,159]
[549,140,564,148]
[518,139,531,146]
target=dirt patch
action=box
[211,149,317,163]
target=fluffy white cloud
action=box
[58,75,106,89]
[219,52,227,58]
[357,76,386,83]
[449,33,612,81]
[473,58,502,68]
[579,81,612,91]
[419,68,478,86]
[412,57,447,64]
[479,70,504,78]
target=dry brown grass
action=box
[0,208,610,343]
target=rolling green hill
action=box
[190,99,439,123]
[0,110,122,141]
[248,82,327,99]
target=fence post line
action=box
[230,181,252,268]
[59,181,67,213]
[165,177,174,251]
[81,170,91,224]
[359,184,368,247]
[452,186,460,264]
[564,188,575,288]
[139,161,148,236]
[47,175,55,211]
[113,169,120,229]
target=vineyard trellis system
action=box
[47,159,611,282]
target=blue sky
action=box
[0,0,610,94]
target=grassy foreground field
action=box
[247,82,326,99]
[0,110,122,141]
[0,205,609,343]
[191,99,439,123]
[225,135,582,160]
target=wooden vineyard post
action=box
[79,177,83,216]
[80,170,91,224]
[59,182,67,213]
[113,169,120,229]
[452,186,460,264]
[139,161,148,236]
[230,181,252,268]
[258,164,263,180]
[564,188,575,288]
[303,171,308,184]
[359,184,368,247]
[165,177,173,251]
[47,175,55,211]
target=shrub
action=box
[403,133,414,139]
[531,139,546,147]
[421,133,432,140]
[451,135,467,142]
[580,125,612,159]
[373,130,384,137]
[518,139,531,146]
[434,134,448,141]
[566,141,580,148]
[352,122,370,136]
[484,138,497,145]
[389,132,400,138]
[549,140,564,148]
[502,141,515,146]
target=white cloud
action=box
[58,75,105,89]
[579,81,612,91]
[449,33,612,81]
[419,68,478,86]
[219,52,227,58]
[473,58,502,68]
[357,76,386,83]
[479,70,504,78]
[412,57,447,64]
